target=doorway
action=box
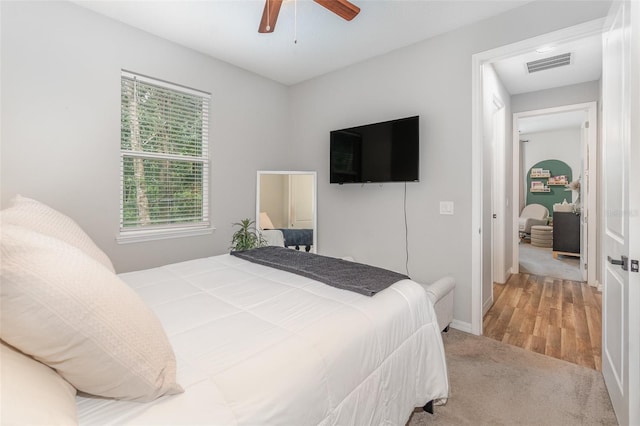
[484,102,600,371]
[512,102,598,286]
[485,101,604,373]
[471,18,605,335]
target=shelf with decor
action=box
[548,175,569,185]
[526,160,573,217]
[530,180,549,192]
[530,167,551,178]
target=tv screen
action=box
[330,116,419,184]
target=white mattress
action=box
[77,254,449,425]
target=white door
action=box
[289,174,314,229]
[491,96,506,288]
[601,1,640,424]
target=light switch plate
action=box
[440,201,454,215]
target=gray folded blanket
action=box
[231,246,408,296]
[277,228,313,248]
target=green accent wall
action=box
[526,159,572,218]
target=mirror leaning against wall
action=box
[256,171,317,253]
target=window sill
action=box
[116,226,215,244]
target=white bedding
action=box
[76,254,449,425]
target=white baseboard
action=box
[505,268,513,282]
[450,319,473,334]
[482,296,494,316]
[495,268,511,285]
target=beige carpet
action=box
[407,329,617,426]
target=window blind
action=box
[120,72,210,232]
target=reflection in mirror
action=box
[256,171,317,253]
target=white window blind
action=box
[120,71,211,240]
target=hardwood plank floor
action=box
[483,273,602,371]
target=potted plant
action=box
[230,218,265,252]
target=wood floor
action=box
[483,273,602,371]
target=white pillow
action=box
[0,224,183,402]
[0,195,115,272]
[1,341,78,425]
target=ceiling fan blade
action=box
[258,0,283,33]
[313,0,360,21]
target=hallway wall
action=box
[511,81,600,113]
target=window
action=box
[119,71,211,243]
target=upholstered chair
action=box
[519,204,549,237]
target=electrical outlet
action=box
[440,201,454,215]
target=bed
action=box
[258,211,314,251]
[261,228,314,251]
[277,227,313,251]
[1,196,450,425]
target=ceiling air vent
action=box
[526,52,572,73]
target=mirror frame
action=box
[256,170,317,253]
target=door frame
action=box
[511,102,597,286]
[492,95,507,289]
[470,18,605,334]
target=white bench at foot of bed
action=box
[420,276,455,332]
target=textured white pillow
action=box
[0,224,183,402]
[0,195,115,272]
[1,341,78,425]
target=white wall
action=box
[521,128,582,204]
[288,1,610,327]
[0,0,611,326]
[512,81,601,113]
[259,174,288,228]
[0,1,291,272]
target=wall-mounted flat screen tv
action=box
[330,115,419,184]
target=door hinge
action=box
[632,259,639,273]
[585,121,590,128]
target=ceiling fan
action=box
[258,0,360,33]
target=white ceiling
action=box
[73,0,531,86]
[493,33,602,95]
[501,34,602,134]
[73,0,603,133]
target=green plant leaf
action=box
[230,218,266,252]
